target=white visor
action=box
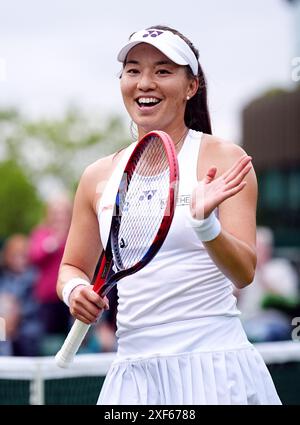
[117,28,199,76]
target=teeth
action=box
[138,97,160,104]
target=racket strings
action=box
[114,137,170,269]
[119,141,168,264]
[133,135,169,177]
[121,174,166,251]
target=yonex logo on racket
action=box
[139,190,157,201]
[119,238,128,248]
[142,30,164,38]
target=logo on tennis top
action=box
[160,194,191,209]
[142,30,163,38]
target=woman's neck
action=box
[137,124,189,147]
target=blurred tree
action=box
[0,106,130,192]
[0,106,130,240]
[0,160,43,240]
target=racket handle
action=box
[55,319,91,368]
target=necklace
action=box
[134,127,189,149]
[174,128,189,151]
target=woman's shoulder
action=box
[80,147,129,186]
[202,133,247,158]
[200,133,249,175]
[82,153,115,184]
[78,148,131,211]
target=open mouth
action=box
[136,97,162,108]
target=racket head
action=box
[94,130,179,297]
[109,130,179,279]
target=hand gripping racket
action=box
[55,130,179,367]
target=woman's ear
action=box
[187,77,199,99]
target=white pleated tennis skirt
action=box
[97,316,281,405]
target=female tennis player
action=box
[56,25,281,404]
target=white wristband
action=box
[62,278,90,307]
[187,211,221,242]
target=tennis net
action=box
[0,341,299,405]
[0,352,115,405]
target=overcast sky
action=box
[0,0,296,143]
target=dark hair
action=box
[145,25,212,135]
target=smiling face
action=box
[120,43,198,140]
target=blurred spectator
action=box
[0,293,20,355]
[237,226,300,342]
[0,234,42,356]
[28,193,72,345]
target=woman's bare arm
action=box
[56,156,113,323]
[195,139,257,289]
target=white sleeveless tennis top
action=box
[97,130,240,341]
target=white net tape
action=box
[0,352,116,380]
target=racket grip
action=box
[55,319,91,368]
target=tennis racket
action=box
[55,130,179,368]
